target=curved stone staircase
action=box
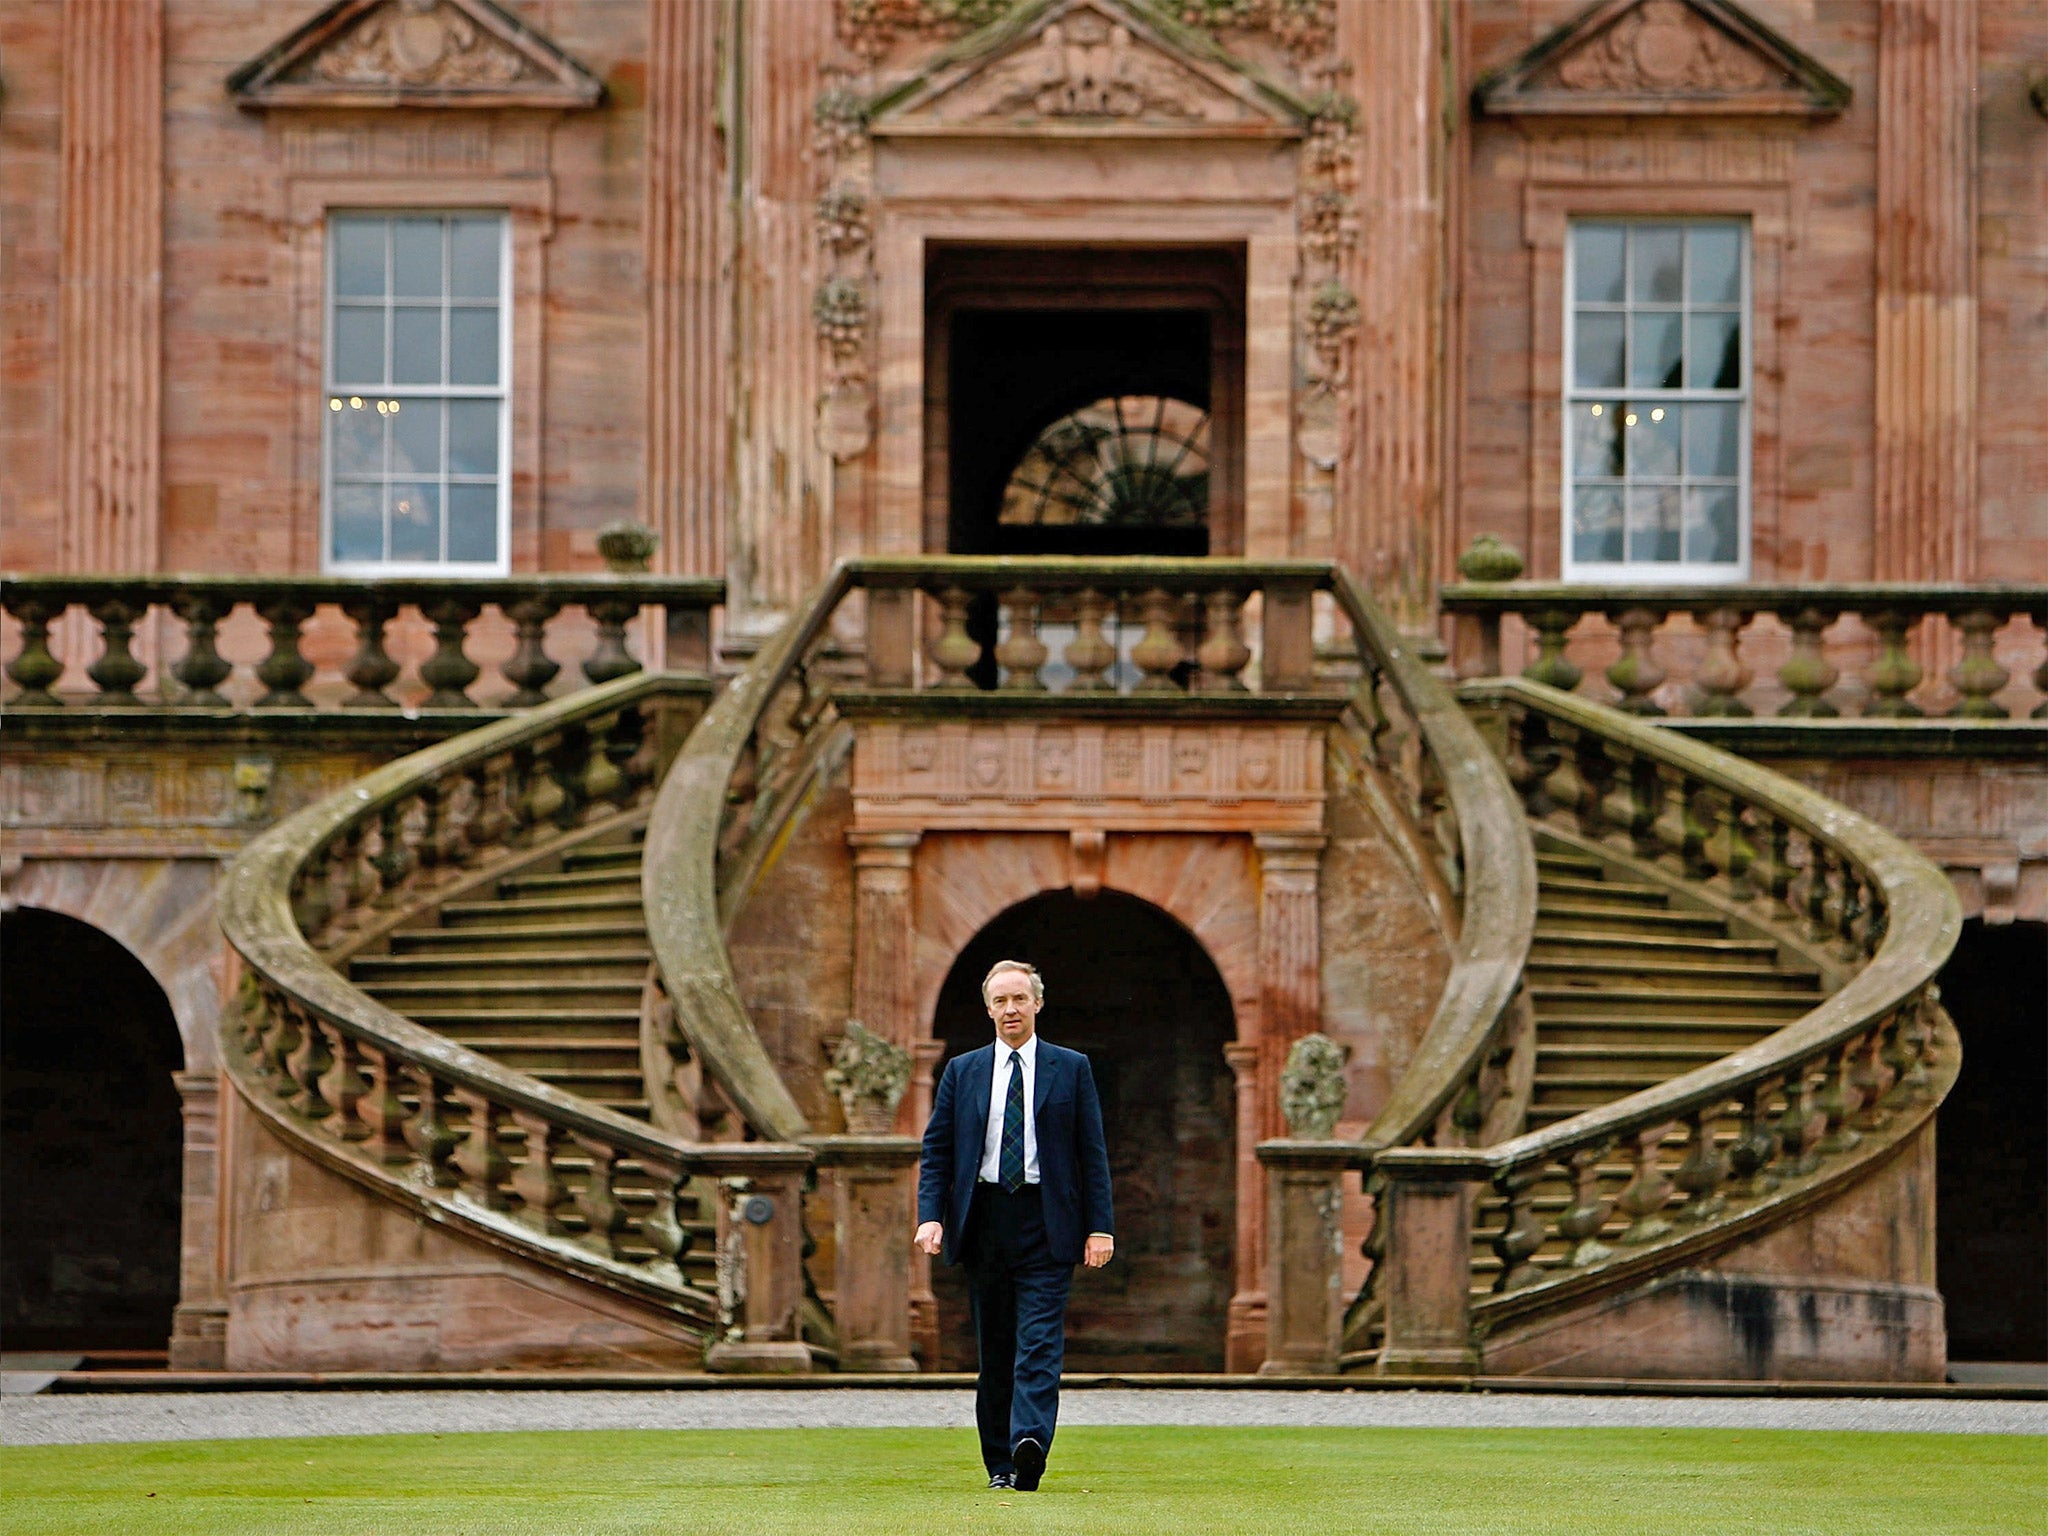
[219,560,1960,1378]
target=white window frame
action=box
[321,210,513,576]
[1562,217,1752,586]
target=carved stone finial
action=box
[1457,533,1526,583]
[596,520,658,573]
[825,1021,912,1134]
[1279,1032,1350,1139]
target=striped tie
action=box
[999,1048,1027,1193]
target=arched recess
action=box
[1,906,186,1349]
[929,886,1238,1373]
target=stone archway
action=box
[929,887,1238,1372]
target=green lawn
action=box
[2,1426,2039,1536]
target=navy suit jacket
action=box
[917,1039,1114,1269]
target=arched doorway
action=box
[1,908,185,1350]
[930,889,1236,1372]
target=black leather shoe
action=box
[987,1472,1016,1490]
[1012,1437,1046,1492]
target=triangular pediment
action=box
[869,0,1307,138]
[228,0,603,110]
[1476,0,1849,118]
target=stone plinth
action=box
[1254,1139,1357,1376]
[702,1146,817,1375]
[806,1134,922,1373]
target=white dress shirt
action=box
[978,1033,1040,1185]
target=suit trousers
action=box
[963,1181,1072,1476]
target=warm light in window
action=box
[1650,407,1665,422]
[1590,404,1603,417]
[328,398,342,412]
[1624,412,1639,427]
[349,396,363,409]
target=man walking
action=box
[916,959,1114,1491]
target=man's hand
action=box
[915,1220,944,1256]
[1083,1234,1114,1269]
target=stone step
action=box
[389,922,649,955]
[1524,956,1820,992]
[1528,985,1817,1021]
[1537,875,1675,908]
[1528,931,1780,963]
[355,978,645,1010]
[440,894,644,925]
[560,845,647,872]
[1535,851,1608,878]
[462,1041,644,1074]
[414,1015,643,1042]
[498,869,644,897]
[1531,903,1729,936]
[404,1008,642,1032]
[348,950,651,983]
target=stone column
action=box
[806,1135,921,1372]
[850,831,920,1058]
[59,0,163,573]
[1256,1139,1356,1376]
[1223,1040,1267,1373]
[1255,833,1327,1134]
[907,1037,945,1367]
[702,1146,817,1374]
[167,1070,225,1369]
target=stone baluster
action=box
[411,781,448,887]
[1693,606,1754,716]
[1196,587,1252,691]
[1863,609,1924,717]
[1063,588,1116,691]
[1613,1125,1675,1245]
[86,598,147,704]
[1725,1081,1780,1197]
[1836,866,1866,960]
[462,759,506,865]
[1762,818,1796,920]
[2033,642,2047,721]
[1850,1030,1893,1132]
[1880,992,1936,1107]
[1624,754,1664,860]
[1672,1110,1728,1223]
[419,599,482,708]
[1716,794,1757,900]
[994,587,1048,691]
[254,596,316,708]
[1774,1066,1821,1178]
[258,997,298,1085]
[1679,775,1713,882]
[451,1090,513,1209]
[541,725,594,830]
[1815,1042,1865,1154]
[1775,607,1840,717]
[510,1112,572,1236]
[283,1006,332,1119]
[504,744,542,844]
[1489,1163,1548,1292]
[503,598,563,706]
[585,597,642,686]
[1803,840,1834,942]
[1605,606,1667,715]
[371,799,416,905]
[404,1068,463,1186]
[170,592,235,706]
[928,587,979,688]
[1522,608,1583,692]
[317,1024,370,1143]
[6,598,66,706]
[1570,734,1616,839]
[1946,608,2011,718]
[290,848,335,941]
[1130,588,1185,691]
[572,1133,632,1260]
[338,598,400,708]
[1556,1142,1615,1267]
[359,1046,413,1166]
[635,1153,690,1269]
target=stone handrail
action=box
[1441,581,2047,720]
[1370,677,1961,1371]
[1,572,723,711]
[217,670,806,1327]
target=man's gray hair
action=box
[981,959,1044,1005]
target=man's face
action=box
[984,968,1040,1049]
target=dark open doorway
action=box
[930,888,1236,1372]
[1,907,185,1351]
[1934,918,2047,1366]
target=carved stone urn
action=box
[1279,1032,1351,1139]
[824,1021,911,1134]
[596,519,659,574]
[1456,533,1525,584]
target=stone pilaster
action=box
[1873,0,1978,584]
[849,831,920,1057]
[1255,831,1327,1133]
[907,1037,945,1369]
[1223,1039,1267,1373]
[58,0,163,573]
[167,1070,225,1369]
[644,0,729,579]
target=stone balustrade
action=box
[1442,583,2048,722]
[1,573,723,711]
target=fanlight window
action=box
[998,396,1210,530]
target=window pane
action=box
[1623,403,1680,477]
[332,220,386,298]
[449,308,500,386]
[390,398,442,477]
[1689,226,1742,305]
[1630,312,1683,389]
[331,483,383,564]
[392,308,443,385]
[1572,485,1624,564]
[1631,228,1683,302]
[1574,312,1625,389]
[1688,311,1741,389]
[389,482,441,563]
[332,307,384,386]
[331,397,383,474]
[392,219,444,299]
[1571,402,1622,478]
[1685,486,1740,565]
[1627,486,1682,562]
[447,484,499,563]
[447,399,499,476]
[450,218,500,300]
[1574,224,1626,304]
[1685,402,1742,479]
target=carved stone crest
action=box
[824,1021,913,1133]
[1279,1032,1351,1139]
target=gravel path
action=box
[5,1389,2043,1446]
